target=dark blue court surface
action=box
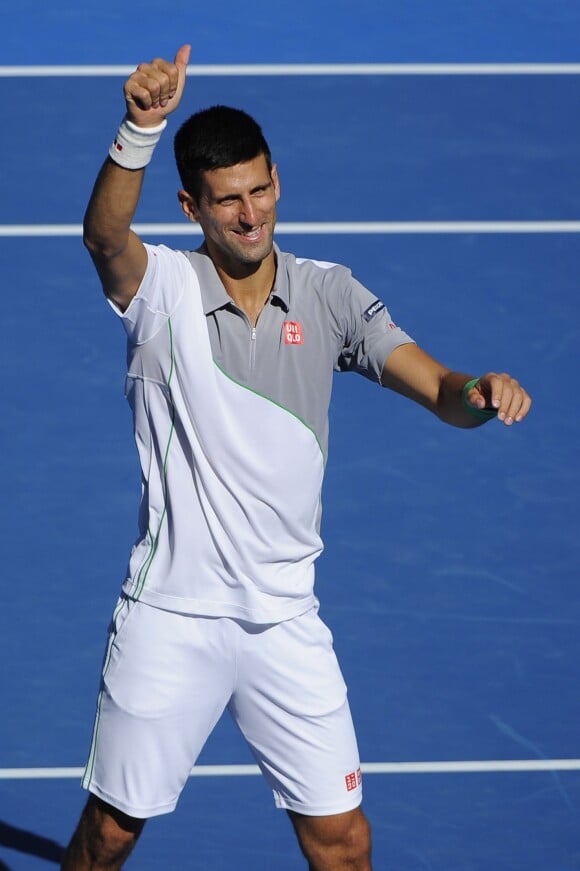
[1,2,579,869]
[3,0,580,63]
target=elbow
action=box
[82,222,127,263]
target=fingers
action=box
[124,45,191,120]
[125,60,178,111]
[477,372,532,426]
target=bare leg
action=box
[61,795,145,871]
[288,806,372,871]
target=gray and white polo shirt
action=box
[113,242,414,623]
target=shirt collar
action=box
[194,242,289,315]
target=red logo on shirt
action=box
[283,321,304,344]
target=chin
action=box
[234,240,273,264]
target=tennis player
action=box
[61,45,531,870]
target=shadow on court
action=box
[0,820,64,867]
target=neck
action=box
[212,250,277,327]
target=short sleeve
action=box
[334,275,415,381]
[108,244,190,345]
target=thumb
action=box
[470,375,492,408]
[167,44,191,108]
[175,44,192,70]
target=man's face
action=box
[180,154,280,272]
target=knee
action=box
[353,811,371,859]
[291,806,372,869]
[62,796,144,870]
[89,807,140,865]
[336,809,371,866]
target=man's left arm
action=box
[381,343,532,428]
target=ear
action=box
[178,189,200,222]
[271,164,281,202]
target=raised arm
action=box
[83,44,191,311]
[381,343,532,427]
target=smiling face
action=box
[179,154,280,275]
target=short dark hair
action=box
[174,105,272,200]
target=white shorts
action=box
[82,597,363,819]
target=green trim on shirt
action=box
[133,319,177,599]
[212,358,324,458]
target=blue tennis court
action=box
[1,2,579,868]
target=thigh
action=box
[83,598,235,818]
[229,608,363,815]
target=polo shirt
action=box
[113,242,414,623]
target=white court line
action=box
[1,221,580,238]
[1,760,580,780]
[1,64,580,77]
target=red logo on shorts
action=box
[283,321,304,344]
[345,768,362,791]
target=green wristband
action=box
[461,378,498,421]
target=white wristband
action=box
[109,116,167,169]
